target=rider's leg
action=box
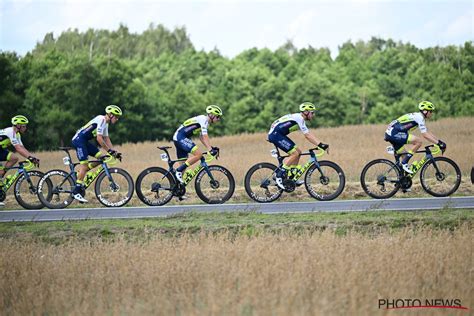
[401,135,422,165]
[0,152,17,178]
[175,140,200,183]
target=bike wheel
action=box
[420,157,461,197]
[135,167,175,206]
[195,165,235,204]
[37,169,75,209]
[95,168,134,207]
[304,161,345,201]
[14,171,51,209]
[244,162,283,203]
[360,159,400,199]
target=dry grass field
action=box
[1,226,472,315]
[1,117,472,207]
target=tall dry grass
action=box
[2,117,469,207]
[1,227,472,315]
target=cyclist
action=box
[0,115,40,183]
[268,102,329,190]
[173,105,222,183]
[384,100,446,174]
[71,105,123,203]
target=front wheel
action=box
[135,167,175,206]
[95,168,134,207]
[37,169,75,209]
[195,165,235,204]
[244,162,283,203]
[14,171,51,209]
[304,161,345,201]
[420,157,461,197]
[360,159,401,199]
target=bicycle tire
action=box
[94,168,134,207]
[360,159,401,199]
[135,167,175,206]
[14,171,51,209]
[304,161,345,201]
[420,157,461,197]
[37,169,75,209]
[244,162,283,203]
[195,165,235,204]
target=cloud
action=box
[442,9,473,39]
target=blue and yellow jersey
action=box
[268,113,310,136]
[72,115,109,142]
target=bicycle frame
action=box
[392,144,441,178]
[0,160,36,192]
[270,146,325,180]
[59,148,119,192]
[158,146,217,186]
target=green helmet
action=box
[105,105,123,116]
[206,105,223,116]
[299,102,316,112]
[11,115,29,125]
[418,101,435,111]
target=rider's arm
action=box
[304,133,322,147]
[421,131,439,144]
[13,144,35,159]
[96,135,114,151]
[200,134,212,151]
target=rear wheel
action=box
[304,161,345,201]
[14,171,51,209]
[135,167,175,206]
[360,159,401,199]
[420,157,461,197]
[37,169,75,209]
[244,162,283,203]
[195,165,235,204]
[95,168,134,207]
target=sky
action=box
[1,0,473,58]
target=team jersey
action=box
[268,113,310,135]
[173,115,209,141]
[386,112,427,134]
[0,127,23,148]
[72,115,109,141]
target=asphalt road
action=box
[0,196,473,222]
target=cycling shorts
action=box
[174,138,197,159]
[384,131,410,152]
[72,137,100,163]
[0,148,12,162]
[268,132,297,154]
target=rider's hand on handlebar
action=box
[209,146,219,157]
[437,140,447,153]
[318,142,329,151]
[107,149,122,161]
[28,156,40,167]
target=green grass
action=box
[0,209,472,244]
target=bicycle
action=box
[37,147,134,208]
[135,146,235,206]
[0,159,50,209]
[244,146,346,203]
[360,144,461,199]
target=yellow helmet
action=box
[105,105,123,116]
[11,115,29,125]
[418,101,435,111]
[206,105,223,116]
[299,102,316,112]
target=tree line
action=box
[1,24,473,150]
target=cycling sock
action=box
[177,162,189,173]
[402,152,413,164]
